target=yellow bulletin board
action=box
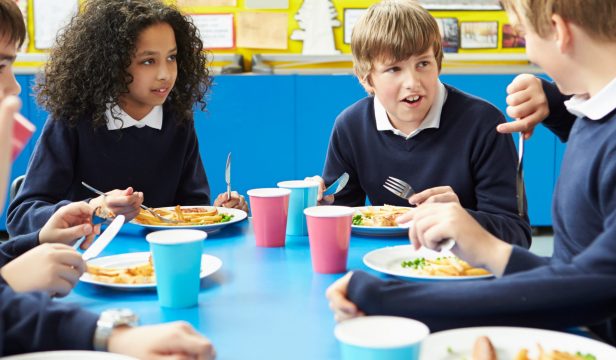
[15,0,525,71]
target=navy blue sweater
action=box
[0,231,39,267]
[0,284,98,355]
[7,106,211,236]
[323,85,531,246]
[347,83,616,345]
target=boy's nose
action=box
[1,74,21,99]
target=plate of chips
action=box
[81,252,222,289]
[131,205,247,232]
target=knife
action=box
[225,152,231,200]
[323,172,350,196]
[82,215,125,261]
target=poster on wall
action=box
[245,0,288,9]
[435,18,459,53]
[502,24,526,48]
[236,12,288,49]
[460,21,498,49]
[33,0,78,50]
[343,8,367,45]
[420,0,502,10]
[191,14,235,49]
[177,0,236,6]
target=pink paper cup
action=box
[247,188,291,247]
[304,205,355,274]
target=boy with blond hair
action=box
[310,0,531,247]
[327,0,616,344]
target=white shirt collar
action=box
[105,105,163,130]
[564,76,616,120]
[374,81,447,139]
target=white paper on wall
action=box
[33,0,78,50]
[245,0,288,9]
[343,8,366,44]
[191,14,235,49]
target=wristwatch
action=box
[93,308,139,351]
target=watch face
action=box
[101,308,139,326]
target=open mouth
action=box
[402,95,421,104]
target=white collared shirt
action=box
[374,81,447,139]
[105,105,163,130]
[564,76,616,120]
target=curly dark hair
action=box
[36,0,211,128]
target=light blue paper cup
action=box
[277,180,319,236]
[335,316,430,360]
[146,229,206,308]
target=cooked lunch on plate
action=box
[469,335,596,360]
[134,205,234,226]
[400,256,491,277]
[352,205,410,227]
[86,257,154,285]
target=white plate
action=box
[3,351,138,360]
[80,252,222,289]
[131,206,247,232]
[420,326,616,360]
[351,206,411,237]
[363,245,493,281]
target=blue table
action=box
[61,219,409,360]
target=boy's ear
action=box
[355,70,375,95]
[552,14,572,53]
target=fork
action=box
[383,176,416,199]
[516,134,526,217]
[81,181,180,224]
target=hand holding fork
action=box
[383,176,455,251]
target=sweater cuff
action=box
[503,245,550,275]
[13,230,42,254]
[60,308,100,350]
[347,271,384,314]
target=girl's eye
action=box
[142,59,154,65]
[168,54,177,62]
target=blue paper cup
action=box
[277,180,319,236]
[146,229,206,308]
[335,316,429,360]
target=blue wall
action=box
[2,73,559,230]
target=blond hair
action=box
[501,0,616,41]
[351,0,443,82]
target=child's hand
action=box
[396,202,512,277]
[89,187,143,221]
[108,321,216,360]
[305,175,334,205]
[213,191,248,212]
[39,201,98,245]
[408,186,460,206]
[325,272,364,322]
[0,243,85,297]
[497,74,549,139]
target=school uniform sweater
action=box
[7,106,211,236]
[323,85,531,246]
[0,284,98,355]
[346,83,616,345]
[0,231,39,267]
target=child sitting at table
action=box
[308,0,530,246]
[326,0,616,345]
[7,0,247,237]
[0,1,215,357]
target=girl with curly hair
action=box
[7,0,247,236]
